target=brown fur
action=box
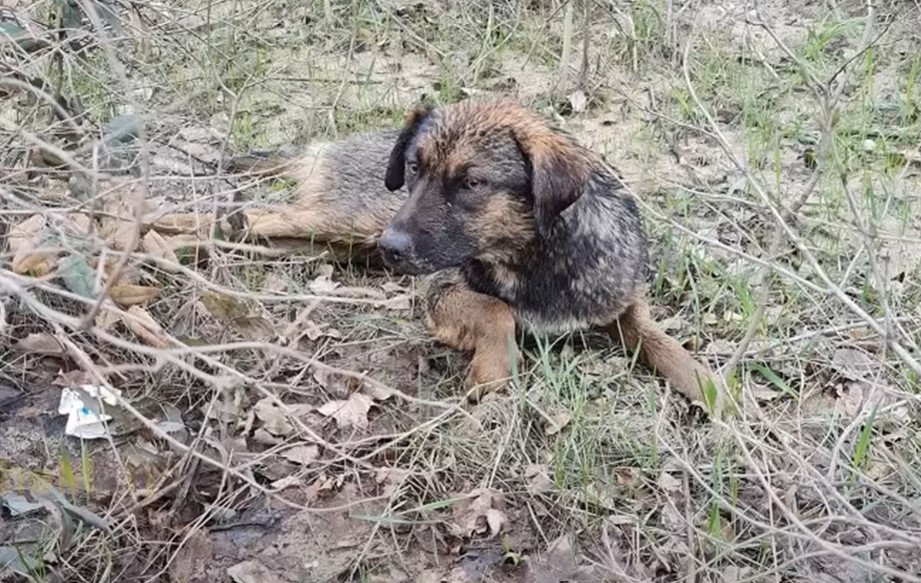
[209,99,731,417]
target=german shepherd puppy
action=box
[225,99,728,416]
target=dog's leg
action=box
[608,293,732,417]
[423,272,520,402]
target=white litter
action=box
[57,385,123,439]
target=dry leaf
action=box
[525,464,554,493]
[309,265,340,294]
[526,534,603,583]
[123,305,170,348]
[545,412,571,435]
[453,488,506,538]
[14,333,65,356]
[253,397,295,437]
[227,560,287,583]
[109,284,160,307]
[270,476,301,491]
[831,348,876,381]
[362,380,395,401]
[169,528,212,583]
[252,428,281,445]
[94,301,122,331]
[657,471,682,493]
[316,392,374,430]
[141,230,180,272]
[375,467,410,496]
[568,90,588,113]
[8,214,57,276]
[98,179,146,251]
[280,445,319,467]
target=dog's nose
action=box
[379,227,412,265]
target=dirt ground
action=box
[1,0,921,581]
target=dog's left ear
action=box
[385,104,433,191]
[521,136,588,237]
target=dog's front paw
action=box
[464,347,520,403]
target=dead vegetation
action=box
[1,0,920,581]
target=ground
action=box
[1,0,920,581]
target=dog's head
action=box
[378,99,590,275]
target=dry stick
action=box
[2,271,471,464]
[722,3,882,381]
[654,418,921,583]
[721,105,832,380]
[79,183,146,329]
[726,422,921,582]
[0,274,374,471]
[679,24,921,380]
[0,118,97,179]
[0,78,85,138]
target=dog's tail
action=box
[612,297,733,419]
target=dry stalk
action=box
[680,8,921,380]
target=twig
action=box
[681,10,921,380]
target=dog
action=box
[225,98,729,417]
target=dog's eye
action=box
[464,177,482,190]
[407,162,419,175]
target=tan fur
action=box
[424,277,519,403]
[608,293,729,416]
[230,144,395,246]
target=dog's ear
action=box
[385,104,434,191]
[521,136,588,237]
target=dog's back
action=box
[227,129,408,247]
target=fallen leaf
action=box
[98,179,146,251]
[8,214,57,276]
[362,380,395,401]
[280,445,319,466]
[201,292,276,340]
[375,467,410,496]
[525,533,603,583]
[270,476,301,491]
[122,305,170,348]
[1,492,44,516]
[453,488,506,538]
[253,397,295,437]
[141,229,180,272]
[14,333,64,356]
[170,528,212,583]
[525,464,554,493]
[252,428,281,445]
[545,412,571,435]
[657,471,682,493]
[309,264,339,294]
[227,560,287,583]
[832,348,876,381]
[568,90,588,113]
[109,284,160,307]
[0,545,41,576]
[316,392,374,430]
[94,301,122,331]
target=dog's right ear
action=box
[385,104,433,191]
